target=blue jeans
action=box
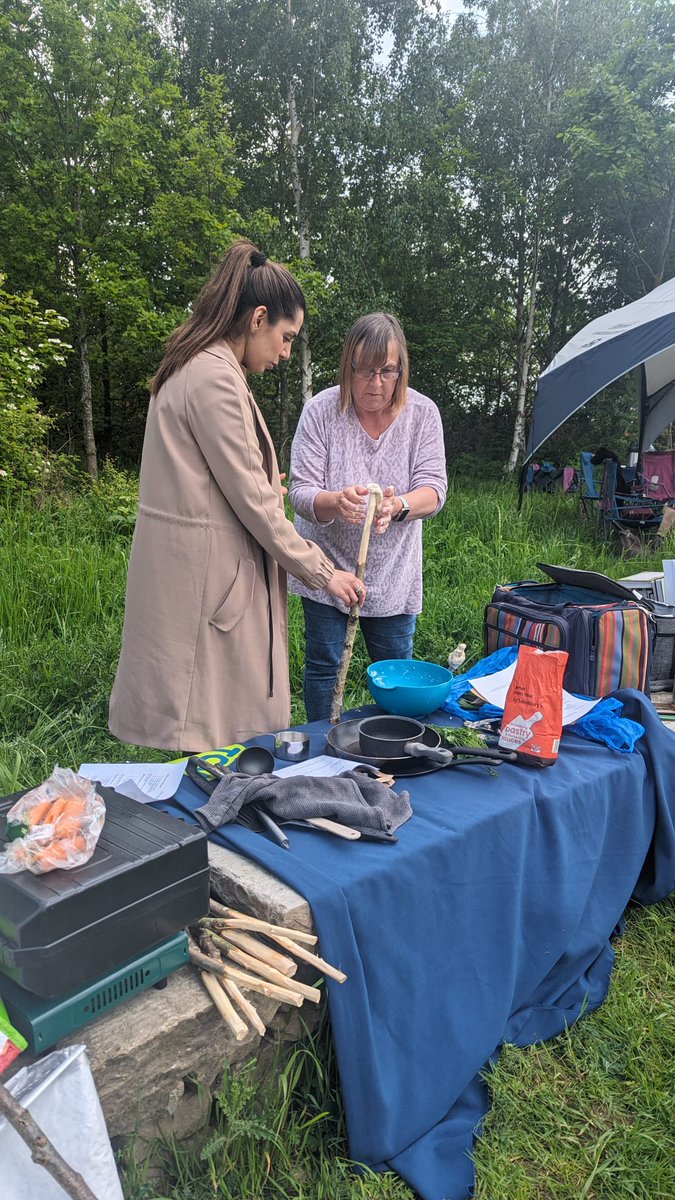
[301,597,417,721]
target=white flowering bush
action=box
[0,275,72,492]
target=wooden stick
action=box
[220,978,266,1036]
[189,944,229,977]
[200,971,248,1041]
[267,934,348,983]
[0,1082,98,1200]
[220,928,297,976]
[209,934,321,1003]
[196,927,222,963]
[220,917,317,944]
[330,482,383,722]
[205,905,318,945]
[220,963,304,1006]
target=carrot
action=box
[61,798,86,817]
[39,841,71,865]
[28,800,53,826]
[43,797,68,824]
[53,816,82,839]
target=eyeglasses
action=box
[351,363,401,383]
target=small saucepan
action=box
[358,715,517,765]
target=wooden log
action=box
[220,978,266,1037]
[330,482,383,722]
[220,928,297,976]
[220,963,304,1007]
[200,971,248,1042]
[267,934,348,983]
[209,934,321,1004]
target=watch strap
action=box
[394,496,411,522]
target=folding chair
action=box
[599,459,664,547]
[641,450,675,502]
[579,451,603,519]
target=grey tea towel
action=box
[194,771,412,834]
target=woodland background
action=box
[1,0,674,491]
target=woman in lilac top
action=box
[289,312,447,720]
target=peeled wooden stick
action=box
[200,971,248,1041]
[206,903,318,945]
[220,977,266,1036]
[220,963,304,1007]
[330,482,383,722]
[209,934,321,1003]
[267,934,348,983]
[221,928,297,977]
[221,918,317,946]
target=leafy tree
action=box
[0,0,245,472]
[563,0,675,299]
[0,275,71,491]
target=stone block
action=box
[7,845,318,1145]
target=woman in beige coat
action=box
[109,240,366,751]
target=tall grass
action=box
[1,479,674,1198]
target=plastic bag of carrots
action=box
[0,766,105,875]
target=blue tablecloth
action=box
[159,689,675,1200]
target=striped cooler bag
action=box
[484,563,654,697]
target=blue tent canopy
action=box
[526,276,675,461]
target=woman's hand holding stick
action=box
[330,482,383,723]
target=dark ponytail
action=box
[150,240,306,394]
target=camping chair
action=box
[641,450,675,502]
[599,459,664,547]
[579,451,603,519]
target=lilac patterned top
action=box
[289,386,447,616]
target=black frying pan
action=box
[326,719,442,770]
[356,715,517,765]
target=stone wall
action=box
[9,843,318,1146]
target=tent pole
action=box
[635,364,648,471]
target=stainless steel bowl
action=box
[274,730,311,762]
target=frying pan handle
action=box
[404,741,454,764]
[444,745,518,762]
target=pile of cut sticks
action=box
[187,898,347,1041]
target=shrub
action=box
[0,275,73,493]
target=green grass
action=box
[1,477,674,1198]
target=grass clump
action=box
[121,1024,414,1200]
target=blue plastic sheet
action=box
[442,646,645,752]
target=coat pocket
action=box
[208,557,256,632]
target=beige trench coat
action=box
[109,341,334,751]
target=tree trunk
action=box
[506,226,540,474]
[71,239,98,479]
[76,306,98,480]
[654,183,675,288]
[286,0,312,402]
[101,318,112,459]
[278,362,290,471]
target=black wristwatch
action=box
[394,496,411,522]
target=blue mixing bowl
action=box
[366,659,454,718]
